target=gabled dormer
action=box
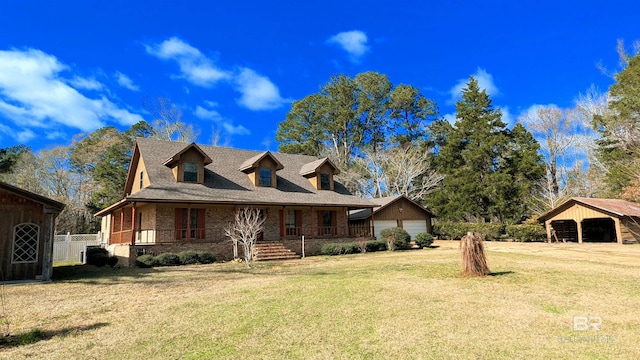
[239,151,284,188]
[163,143,213,184]
[299,158,340,191]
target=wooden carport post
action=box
[577,219,583,244]
[613,217,623,244]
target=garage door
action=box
[403,220,427,240]
[374,220,398,240]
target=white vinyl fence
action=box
[53,232,102,263]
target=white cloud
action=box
[327,30,369,62]
[234,68,289,110]
[146,37,287,111]
[449,68,499,104]
[145,37,229,87]
[0,48,144,134]
[443,113,457,124]
[194,105,222,122]
[194,104,250,135]
[68,76,103,90]
[115,71,140,91]
[499,106,515,128]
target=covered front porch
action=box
[104,203,373,246]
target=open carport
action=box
[538,197,640,244]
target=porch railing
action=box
[109,225,372,245]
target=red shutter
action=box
[331,211,337,235]
[175,208,183,240]
[197,209,205,239]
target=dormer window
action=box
[183,162,198,183]
[259,168,272,187]
[300,158,340,191]
[239,151,283,188]
[163,143,212,184]
[139,171,144,189]
[320,173,331,190]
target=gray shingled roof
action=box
[127,138,375,208]
[348,195,434,220]
[299,158,340,176]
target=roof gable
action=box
[163,142,213,167]
[238,151,284,173]
[0,181,65,211]
[299,158,340,176]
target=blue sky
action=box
[0,0,637,152]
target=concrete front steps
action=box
[253,241,300,261]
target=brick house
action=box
[96,138,375,265]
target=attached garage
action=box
[403,220,428,239]
[538,197,640,244]
[349,195,434,240]
[373,220,397,240]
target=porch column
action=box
[280,207,286,239]
[343,207,348,237]
[186,204,192,243]
[120,209,124,234]
[110,213,115,243]
[613,217,623,245]
[310,206,315,239]
[577,219,583,244]
[371,208,375,240]
[130,203,137,245]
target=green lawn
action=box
[1,241,639,359]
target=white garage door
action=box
[374,220,398,240]
[403,220,427,240]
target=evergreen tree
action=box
[429,77,544,222]
[593,51,640,196]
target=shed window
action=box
[183,162,198,182]
[320,173,331,190]
[259,168,272,187]
[12,223,39,263]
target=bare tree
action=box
[379,145,443,201]
[224,208,266,268]
[144,97,199,143]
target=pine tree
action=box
[429,77,544,222]
[593,51,640,196]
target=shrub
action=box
[320,242,361,255]
[154,252,181,266]
[135,254,155,268]
[196,251,216,264]
[365,240,387,252]
[107,255,119,268]
[415,232,434,248]
[86,247,108,266]
[433,222,505,241]
[380,227,410,251]
[178,250,200,265]
[505,224,547,242]
[89,253,109,267]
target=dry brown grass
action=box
[1,240,640,359]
